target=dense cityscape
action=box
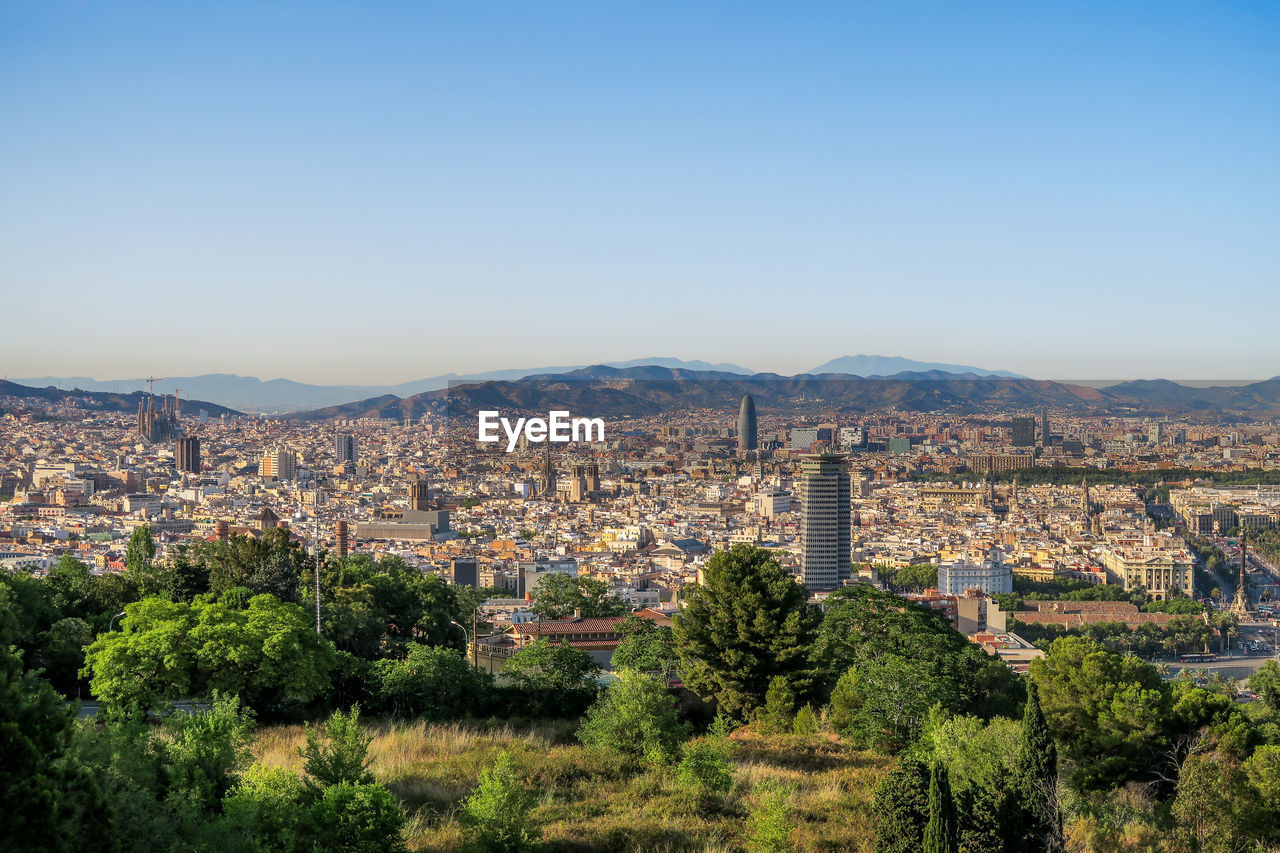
[7,374,1280,850]
[6,2,1279,851]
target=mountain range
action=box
[0,380,242,418]
[283,365,1280,422]
[14,355,1028,412]
[14,358,755,413]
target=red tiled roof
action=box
[511,616,629,636]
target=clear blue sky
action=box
[2,1,1277,383]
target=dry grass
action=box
[249,720,892,852]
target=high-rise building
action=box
[1040,409,1050,445]
[737,395,758,453]
[1011,416,1036,447]
[175,435,201,474]
[798,452,851,591]
[260,448,297,481]
[335,433,358,464]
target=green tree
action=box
[829,655,948,751]
[1249,660,1280,713]
[1011,681,1059,851]
[161,692,256,813]
[301,706,375,791]
[610,614,677,676]
[815,584,1021,720]
[0,587,112,851]
[460,751,541,853]
[501,638,599,716]
[923,762,958,853]
[754,675,796,735]
[872,757,930,853]
[529,572,627,620]
[372,644,493,719]
[577,669,687,764]
[125,525,156,573]
[320,554,462,658]
[676,735,735,809]
[83,594,336,717]
[38,616,93,697]
[1028,636,1170,790]
[792,704,819,736]
[223,764,307,852]
[674,545,819,719]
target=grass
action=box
[249,720,891,852]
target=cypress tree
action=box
[922,761,957,853]
[1013,680,1060,850]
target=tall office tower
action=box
[1040,409,1050,445]
[260,448,297,481]
[335,432,358,464]
[798,452,851,591]
[409,475,431,510]
[737,395,758,453]
[175,435,201,474]
[1011,416,1036,447]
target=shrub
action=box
[745,780,794,853]
[792,704,819,736]
[303,782,408,853]
[754,676,796,735]
[577,669,687,765]
[676,735,735,809]
[460,751,541,853]
[222,764,307,852]
[301,706,374,790]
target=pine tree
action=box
[922,761,957,853]
[1012,680,1060,851]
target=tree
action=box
[201,529,307,604]
[922,762,957,853]
[829,648,976,752]
[460,751,541,853]
[501,638,600,716]
[529,572,627,620]
[1011,681,1059,851]
[0,587,112,851]
[83,593,337,717]
[815,584,1021,721]
[610,615,677,676]
[320,554,463,659]
[301,706,375,791]
[81,596,198,715]
[872,757,931,853]
[125,525,156,574]
[372,644,493,719]
[1028,636,1170,790]
[674,545,820,719]
[161,692,255,813]
[754,675,796,735]
[577,669,687,764]
[223,764,308,852]
[1250,660,1280,713]
[676,735,735,809]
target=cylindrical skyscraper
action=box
[737,395,758,453]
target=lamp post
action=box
[449,619,470,662]
[108,610,126,632]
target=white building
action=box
[937,548,1013,596]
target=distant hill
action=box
[15,358,754,412]
[286,367,1280,422]
[807,355,1026,378]
[0,380,242,418]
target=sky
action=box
[2,1,1278,384]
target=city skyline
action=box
[3,2,1279,383]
